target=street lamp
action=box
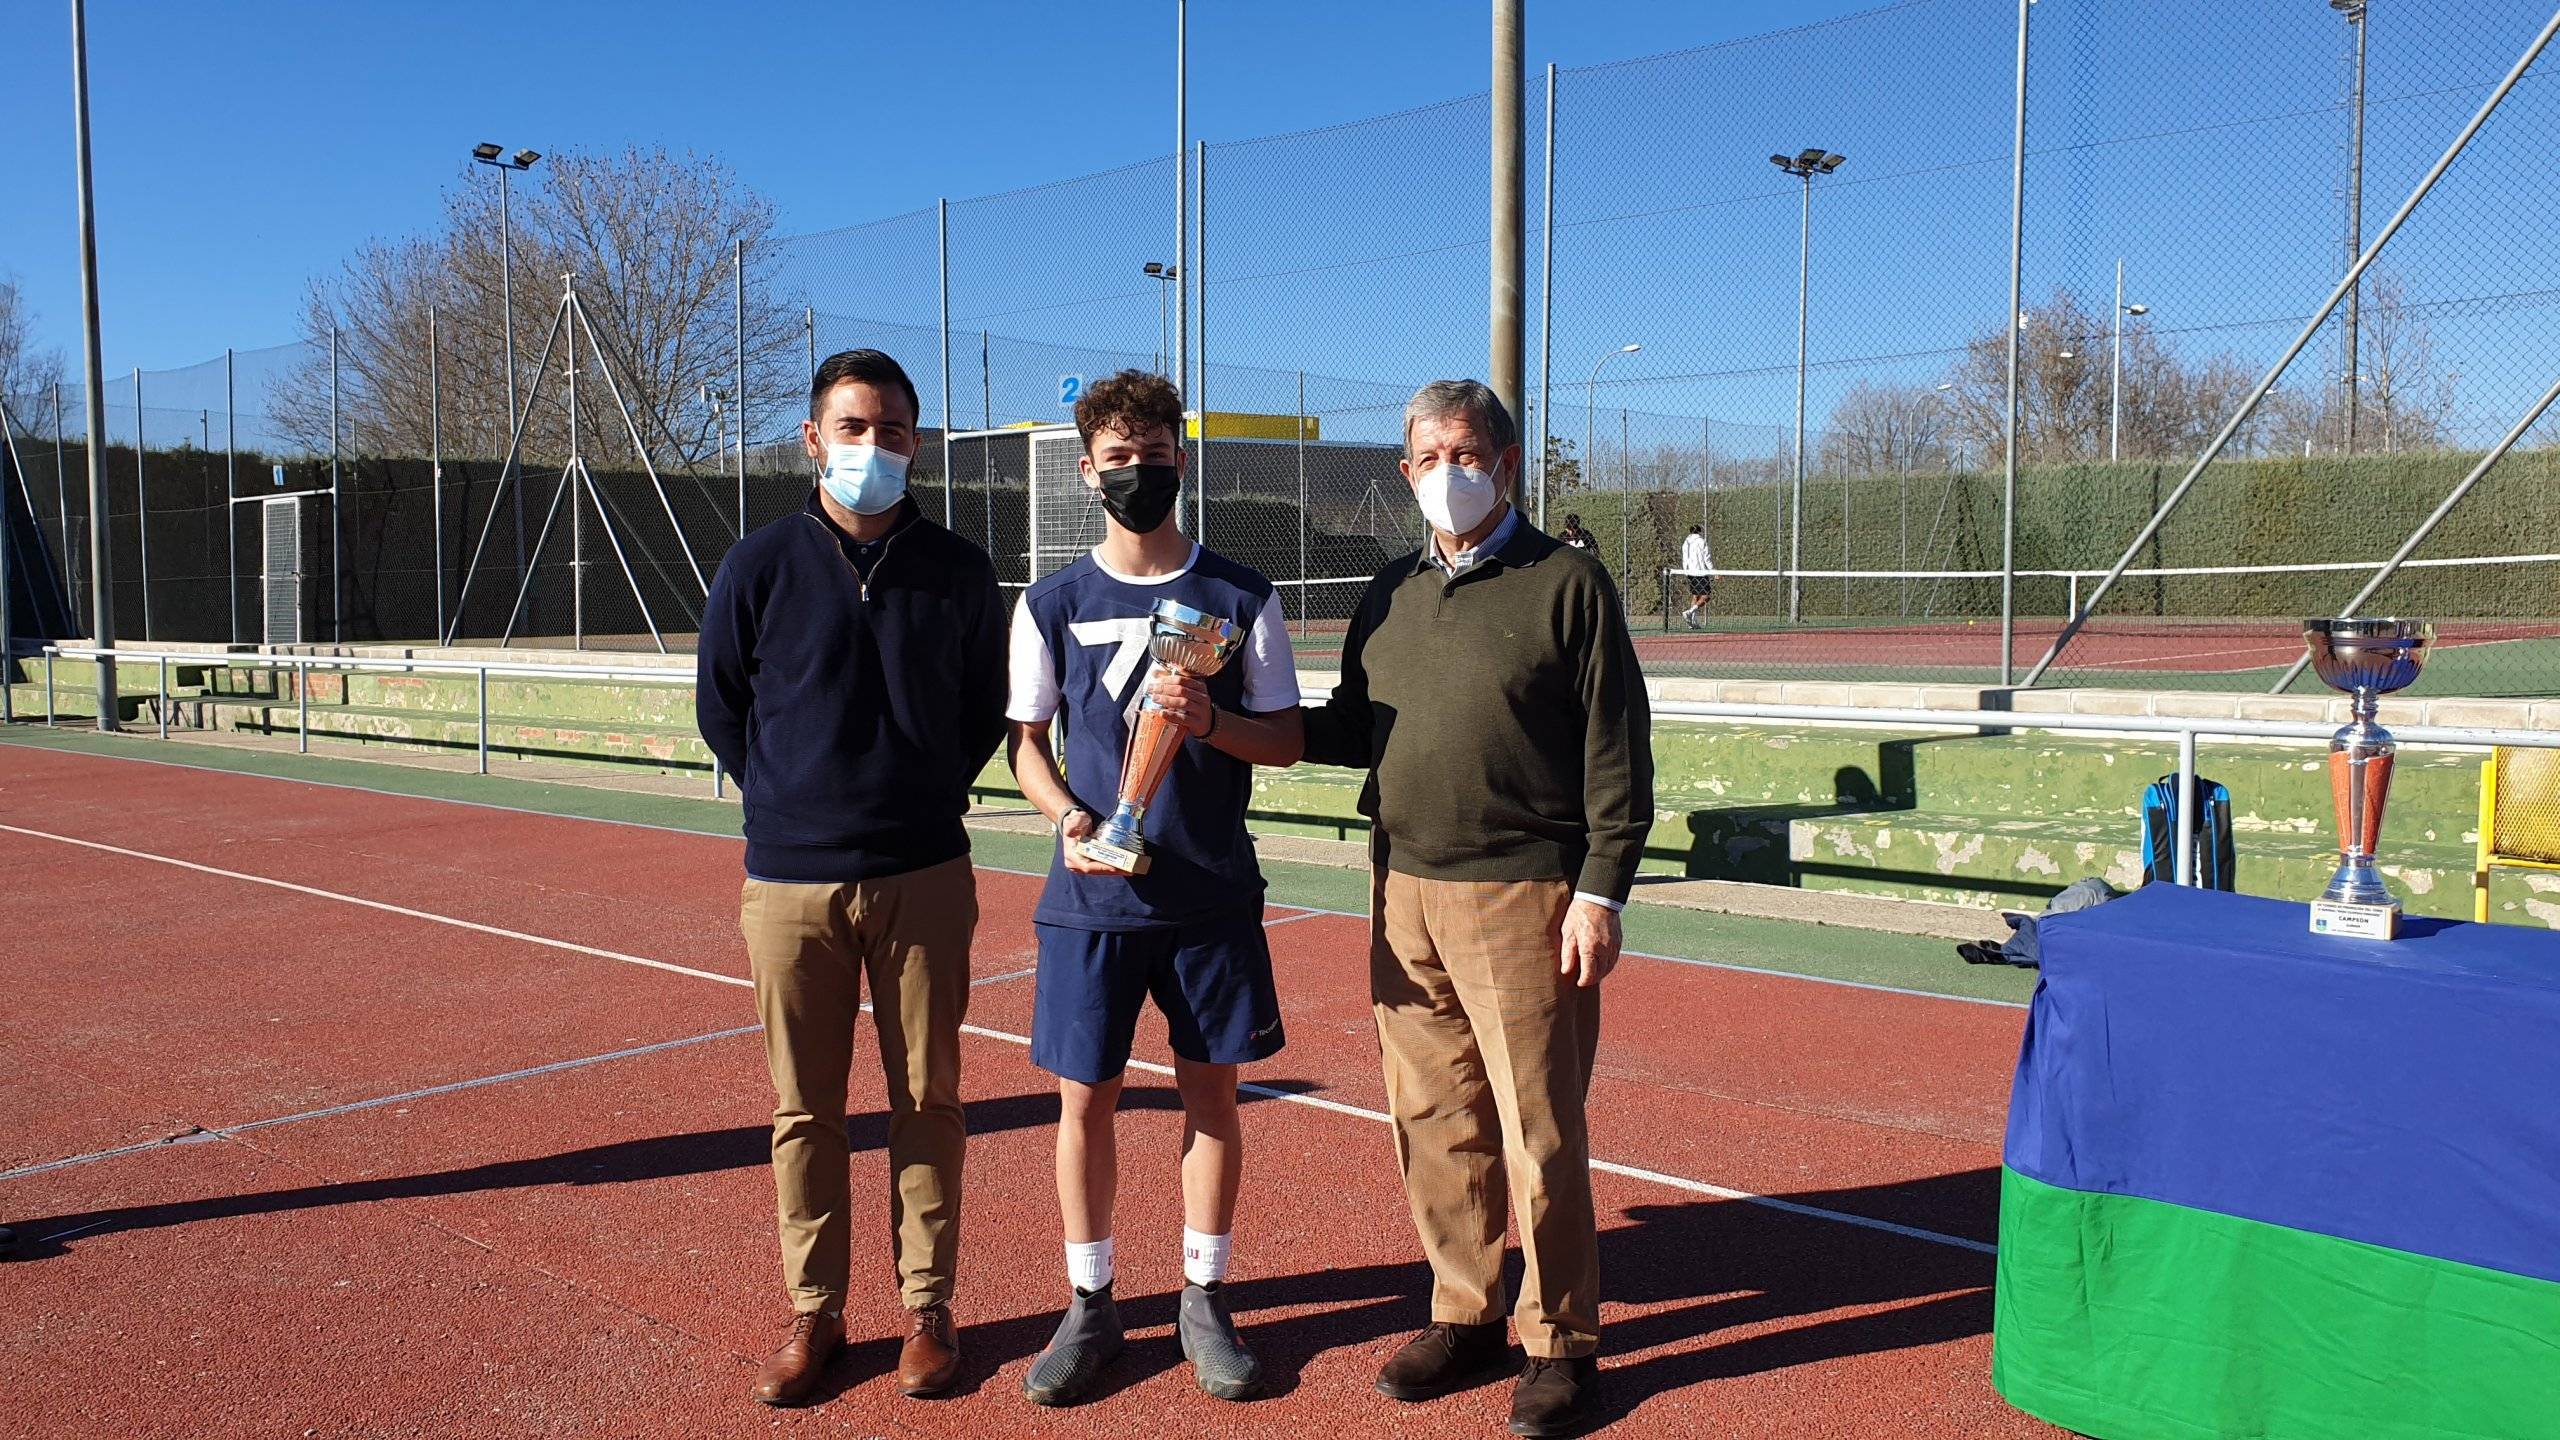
[1587,343,1641,586]
[2111,256,2148,461]
[470,144,542,433]
[1771,146,1845,622]
[1143,261,1179,377]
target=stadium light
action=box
[1770,145,1846,619]
[472,142,502,161]
[514,149,541,167]
[2111,258,2149,460]
[471,141,544,587]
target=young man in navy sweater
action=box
[696,349,1006,1408]
[1005,369,1304,1407]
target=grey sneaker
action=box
[1177,1282,1263,1400]
[1023,1284,1123,1407]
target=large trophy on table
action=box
[1077,598,1244,876]
[2303,618,2435,940]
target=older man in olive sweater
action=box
[1300,379,1652,1438]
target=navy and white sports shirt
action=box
[1008,544,1300,931]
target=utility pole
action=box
[1491,0,1525,428]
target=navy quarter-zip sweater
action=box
[696,493,1007,883]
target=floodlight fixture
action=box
[1819,152,1847,173]
[1767,154,1789,168]
[514,149,541,167]
[473,142,502,161]
[1144,261,1165,276]
[1796,147,1826,166]
[1619,342,1643,353]
[1772,148,1848,180]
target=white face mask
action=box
[1415,461,1502,537]
[819,442,911,515]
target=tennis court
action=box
[0,735,2047,1439]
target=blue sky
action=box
[0,0,1873,371]
[7,1,2554,455]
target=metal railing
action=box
[31,645,2560,896]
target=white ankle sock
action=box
[1182,1227,1232,1288]
[1066,1236,1114,1293]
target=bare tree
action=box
[1819,379,1954,474]
[0,277,64,409]
[272,147,801,471]
[2257,271,2459,458]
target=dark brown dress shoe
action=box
[896,1302,961,1396]
[1375,1320,1513,1401]
[1508,1355,1599,1437]
[751,1309,845,1407]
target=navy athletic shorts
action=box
[1029,911,1285,1084]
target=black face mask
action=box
[1095,463,1183,534]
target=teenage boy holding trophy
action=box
[1003,368,1304,1406]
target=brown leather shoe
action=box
[751,1309,845,1407]
[1508,1355,1599,1437]
[896,1302,961,1397]
[1375,1320,1513,1401]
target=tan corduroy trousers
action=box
[1371,869,1602,1359]
[741,856,974,1313]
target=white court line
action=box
[0,735,2027,1010]
[1261,908,1329,928]
[0,819,1998,1258]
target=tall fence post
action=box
[734,237,748,539]
[1491,0,1525,429]
[225,348,237,646]
[2000,0,2029,686]
[1,403,13,721]
[134,366,151,641]
[1194,140,1209,544]
[53,383,74,630]
[429,309,444,645]
[1296,368,1309,623]
[939,197,954,529]
[2020,4,2560,688]
[329,322,342,645]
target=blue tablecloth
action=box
[2007,883,2560,1284]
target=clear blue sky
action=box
[0,0,1872,372]
[6,1,2552,453]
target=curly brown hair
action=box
[1073,368,1185,453]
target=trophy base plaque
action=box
[1076,837,1151,875]
[2309,899,2399,941]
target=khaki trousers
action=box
[1372,869,1602,1359]
[742,856,975,1314]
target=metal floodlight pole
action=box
[1173,0,1188,427]
[1,398,13,719]
[2338,0,2368,455]
[71,0,116,724]
[1537,61,1557,529]
[2269,367,2560,695]
[566,282,583,650]
[225,348,237,644]
[429,310,444,642]
[133,367,150,641]
[472,146,540,596]
[734,237,747,538]
[939,198,954,528]
[1491,0,1525,428]
[2022,3,2560,688]
[2001,0,2028,685]
[1770,146,1845,623]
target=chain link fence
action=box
[10,0,2559,696]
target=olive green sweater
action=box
[1301,518,1654,902]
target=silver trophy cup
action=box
[2303,618,2435,931]
[1078,598,1244,875]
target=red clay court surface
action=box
[0,745,2056,1440]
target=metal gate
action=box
[262,496,302,645]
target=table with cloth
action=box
[1993,884,2560,1440]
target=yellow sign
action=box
[1185,411,1319,442]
